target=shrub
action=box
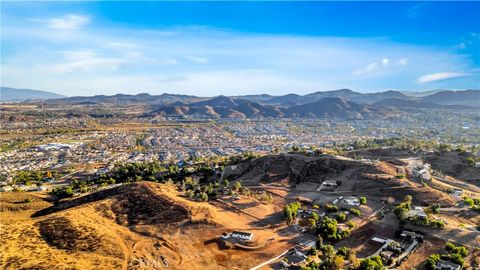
[284,201,301,224]
[350,208,361,216]
[466,157,476,166]
[358,255,383,270]
[325,204,339,212]
[199,192,209,201]
[359,197,367,205]
[335,213,346,222]
[464,196,474,207]
[232,181,242,191]
[336,246,351,258]
[425,254,440,270]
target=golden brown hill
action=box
[33,182,191,227]
[223,153,456,206]
[0,182,291,270]
[425,151,480,185]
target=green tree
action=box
[185,190,195,198]
[394,205,408,221]
[222,179,229,189]
[466,157,476,166]
[284,204,294,224]
[199,192,209,202]
[425,254,440,270]
[232,181,242,191]
[464,196,474,207]
[350,208,361,216]
[335,212,346,222]
[360,197,367,205]
[358,255,384,270]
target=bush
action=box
[199,192,208,201]
[359,197,367,205]
[427,203,440,214]
[466,157,476,166]
[346,221,355,228]
[316,217,349,242]
[350,208,361,216]
[336,246,351,258]
[357,255,383,270]
[425,254,440,270]
[394,205,408,221]
[232,181,242,191]
[335,213,346,222]
[445,242,468,257]
[50,186,74,199]
[464,196,474,207]
[284,201,301,224]
[325,204,339,212]
[185,190,194,198]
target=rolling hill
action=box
[373,98,474,109]
[151,97,388,119]
[418,89,480,106]
[1,87,66,102]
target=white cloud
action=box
[36,50,126,74]
[353,62,378,75]
[50,58,125,74]
[184,55,209,64]
[398,58,408,66]
[63,50,96,60]
[2,18,476,95]
[353,57,409,76]
[382,58,390,67]
[105,42,137,49]
[46,14,90,30]
[416,72,468,84]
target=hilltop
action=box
[221,153,456,206]
[1,87,66,102]
[0,182,292,270]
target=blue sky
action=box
[1,1,479,96]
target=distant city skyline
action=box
[1,1,480,96]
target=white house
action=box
[231,231,253,241]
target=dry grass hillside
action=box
[223,153,456,206]
[425,151,480,185]
[0,182,292,270]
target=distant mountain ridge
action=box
[418,90,480,106]
[43,92,203,105]
[264,89,415,106]
[150,96,393,119]
[1,87,66,101]
[149,89,479,119]
[3,87,479,118]
[373,98,474,110]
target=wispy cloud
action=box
[46,14,90,30]
[406,3,426,19]
[39,50,126,74]
[184,55,209,64]
[398,58,408,66]
[353,58,408,76]
[2,13,477,95]
[416,72,468,83]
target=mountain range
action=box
[1,87,66,102]
[1,86,479,119]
